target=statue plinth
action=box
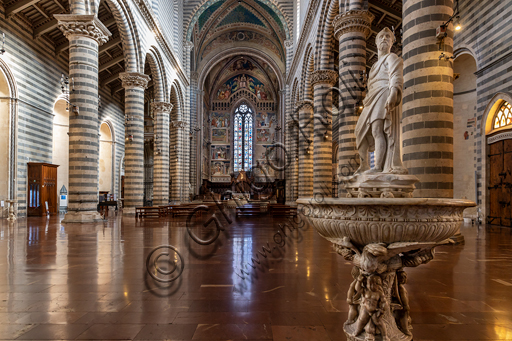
[341,173,420,198]
[298,197,475,341]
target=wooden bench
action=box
[135,207,162,219]
[268,204,297,217]
[236,204,263,217]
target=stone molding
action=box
[120,72,151,89]
[333,10,375,41]
[54,14,111,46]
[151,102,173,114]
[295,100,314,112]
[487,131,512,144]
[171,120,187,129]
[311,69,338,87]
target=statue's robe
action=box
[355,53,407,173]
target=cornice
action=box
[54,14,111,46]
[311,69,338,86]
[333,10,375,41]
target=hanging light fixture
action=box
[1,33,6,55]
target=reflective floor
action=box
[0,209,511,340]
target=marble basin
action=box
[297,198,476,248]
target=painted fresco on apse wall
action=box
[255,144,277,160]
[211,161,231,176]
[256,128,274,143]
[211,145,230,160]
[216,74,271,100]
[212,129,228,143]
[211,112,230,128]
[255,112,275,128]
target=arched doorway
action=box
[99,122,114,198]
[484,97,512,226]
[52,98,69,211]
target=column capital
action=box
[284,39,294,49]
[296,100,314,112]
[171,120,187,129]
[311,69,339,87]
[120,72,151,89]
[151,102,173,114]
[54,14,111,45]
[191,71,199,81]
[333,10,375,41]
[185,41,194,51]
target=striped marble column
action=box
[120,72,150,214]
[312,70,338,199]
[55,15,111,223]
[333,8,374,196]
[402,0,454,198]
[152,102,173,206]
[170,120,187,203]
[297,101,314,198]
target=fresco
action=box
[255,144,277,160]
[256,128,273,143]
[211,161,231,176]
[254,160,276,178]
[211,145,230,160]
[211,112,230,128]
[231,58,256,72]
[256,112,276,128]
[212,128,228,143]
[216,74,271,100]
[216,5,265,28]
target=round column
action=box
[56,15,111,223]
[333,9,374,196]
[120,72,150,214]
[297,101,314,198]
[152,102,173,206]
[312,70,338,199]
[402,0,454,198]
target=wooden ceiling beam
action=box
[6,0,40,16]
[99,36,121,52]
[100,55,124,71]
[369,2,402,22]
[34,18,58,38]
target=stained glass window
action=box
[494,101,512,130]
[233,103,253,172]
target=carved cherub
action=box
[354,275,389,341]
[347,266,364,324]
[394,270,412,336]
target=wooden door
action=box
[488,139,512,226]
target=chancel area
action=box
[0,0,511,340]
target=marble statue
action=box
[355,27,406,175]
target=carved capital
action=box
[284,39,294,48]
[295,100,314,112]
[185,41,194,51]
[171,120,187,129]
[54,14,111,46]
[333,10,375,41]
[311,69,338,87]
[120,72,151,89]
[190,71,199,81]
[151,102,173,114]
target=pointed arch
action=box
[315,0,339,70]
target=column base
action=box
[62,211,104,223]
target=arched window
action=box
[493,101,512,130]
[233,103,253,172]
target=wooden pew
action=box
[236,203,263,217]
[268,204,297,217]
[135,207,161,219]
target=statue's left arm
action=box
[385,54,404,113]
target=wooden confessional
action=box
[27,163,59,216]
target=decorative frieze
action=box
[151,102,173,114]
[120,72,151,89]
[333,10,375,40]
[311,69,339,87]
[54,14,111,45]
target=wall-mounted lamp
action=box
[127,134,134,143]
[436,0,461,40]
[72,105,79,116]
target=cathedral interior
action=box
[0,0,511,340]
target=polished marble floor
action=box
[0,209,511,340]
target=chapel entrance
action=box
[488,139,512,226]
